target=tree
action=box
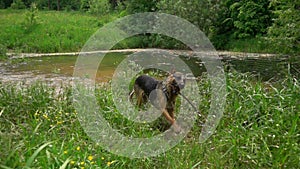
[268,0,300,54]
[80,0,89,11]
[229,0,273,38]
[88,0,111,15]
[157,0,221,37]
[57,0,60,10]
[209,0,274,49]
[2,0,13,8]
[126,0,158,13]
[109,0,123,9]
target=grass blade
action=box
[191,161,202,169]
[59,158,71,169]
[0,164,14,169]
[25,141,53,168]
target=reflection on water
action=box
[223,57,300,81]
[0,52,299,85]
[0,53,127,84]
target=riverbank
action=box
[6,49,279,59]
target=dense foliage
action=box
[0,0,299,54]
[267,0,300,54]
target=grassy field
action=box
[0,9,116,53]
[0,71,299,168]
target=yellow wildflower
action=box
[76,146,80,151]
[101,157,104,160]
[70,161,75,165]
[107,160,116,167]
[88,155,93,161]
[63,150,68,154]
[80,161,85,165]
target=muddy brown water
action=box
[0,52,299,85]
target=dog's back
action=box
[134,75,159,96]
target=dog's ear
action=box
[169,67,176,75]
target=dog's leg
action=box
[162,109,174,124]
[167,107,175,120]
[136,90,142,107]
[136,89,145,108]
[129,89,135,103]
[166,100,175,119]
[133,84,142,107]
[162,109,180,133]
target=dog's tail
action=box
[129,89,135,103]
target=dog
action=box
[129,71,186,132]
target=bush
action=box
[157,0,219,37]
[0,1,5,9]
[267,0,300,54]
[25,3,39,25]
[23,3,39,32]
[80,0,90,12]
[88,0,111,15]
[230,0,273,38]
[10,0,26,9]
[126,0,157,14]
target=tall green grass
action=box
[0,9,118,53]
[0,9,187,53]
[0,71,299,168]
[223,37,275,54]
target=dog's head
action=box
[166,72,186,95]
[172,72,186,89]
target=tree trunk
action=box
[57,0,60,11]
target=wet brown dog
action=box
[129,72,185,132]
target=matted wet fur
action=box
[129,72,186,132]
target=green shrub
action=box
[157,0,219,37]
[10,0,26,9]
[267,0,300,55]
[0,1,5,9]
[80,0,90,12]
[88,0,111,15]
[230,1,273,38]
[24,3,39,27]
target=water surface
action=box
[1,52,299,84]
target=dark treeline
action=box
[1,0,299,54]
